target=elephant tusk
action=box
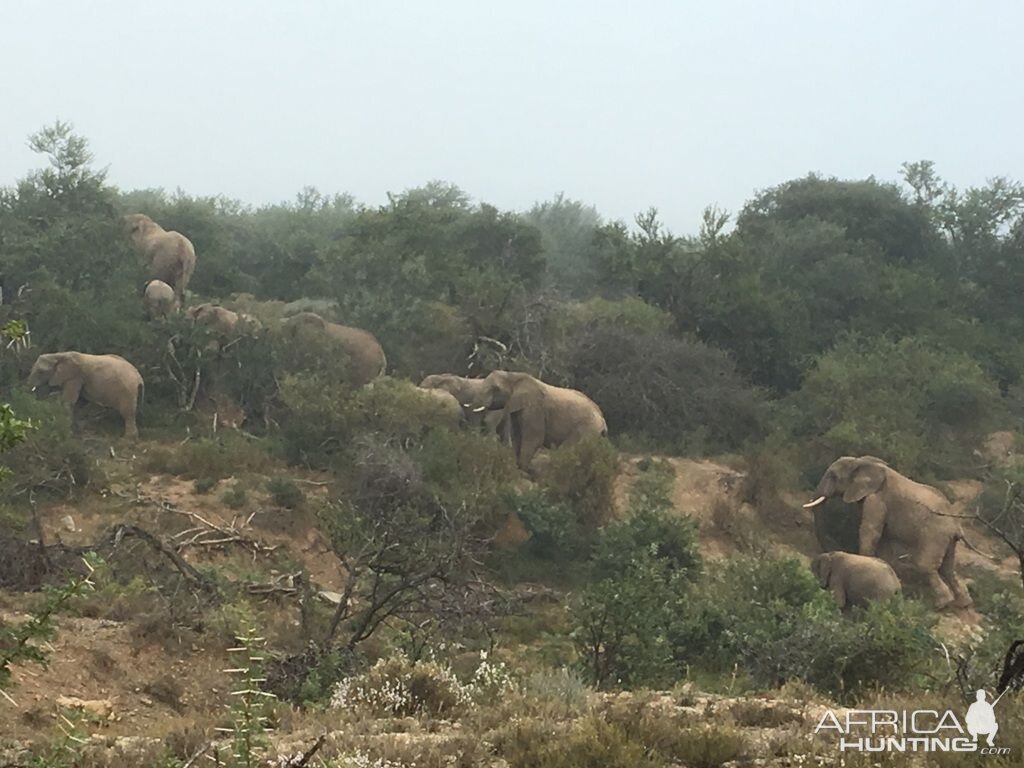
[31,385,38,392]
[471,406,487,413]
[803,495,827,509]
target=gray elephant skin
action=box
[805,456,971,610]
[811,551,901,610]
[419,374,508,441]
[125,214,196,299]
[282,312,386,386]
[28,352,144,439]
[143,279,178,318]
[465,370,607,470]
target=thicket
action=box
[3,122,1022,723]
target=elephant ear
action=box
[844,462,887,503]
[49,355,77,387]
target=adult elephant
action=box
[810,551,901,610]
[419,374,508,441]
[28,352,144,439]
[414,386,464,430]
[804,456,971,610]
[143,279,177,318]
[465,370,607,470]
[125,214,196,299]
[282,312,386,386]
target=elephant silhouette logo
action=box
[965,690,999,747]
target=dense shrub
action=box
[570,327,766,453]
[539,436,618,528]
[672,555,937,698]
[793,335,1004,477]
[570,465,701,688]
[330,655,471,717]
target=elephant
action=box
[810,551,901,610]
[415,386,464,429]
[28,352,144,439]
[282,312,386,386]
[143,279,178,318]
[804,456,972,610]
[465,370,608,470]
[125,214,196,299]
[418,374,509,442]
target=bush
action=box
[793,335,1004,477]
[570,327,766,453]
[0,390,95,500]
[266,477,305,510]
[511,489,584,561]
[539,435,618,528]
[570,476,701,688]
[672,554,937,698]
[330,655,472,718]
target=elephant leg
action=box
[857,496,886,556]
[939,539,972,609]
[122,402,139,440]
[925,569,956,610]
[830,584,848,611]
[514,412,544,470]
[61,381,83,432]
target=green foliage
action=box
[141,434,275,481]
[571,326,766,452]
[266,476,305,510]
[0,391,93,500]
[539,435,618,528]
[570,467,701,688]
[793,335,1003,476]
[672,555,937,698]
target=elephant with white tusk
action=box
[125,214,196,300]
[418,374,510,442]
[464,370,607,470]
[28,352,144,439]
[810,551,901,610]
[806,456,972,610]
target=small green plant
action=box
[221,482,250,510]
[193,476,219,494]
[266,476,304,510]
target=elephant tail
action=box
[956,531,999,562]
[137,380,145,417]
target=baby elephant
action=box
[811,551,901,610]
[28,352,144,439]
[143,279,178,318]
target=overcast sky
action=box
[3,1,1022,232]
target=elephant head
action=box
[804,456,889,508]
[124,213,158,246]
[466,370,521,412]
[810,552,835,588]
[27,352,78,391]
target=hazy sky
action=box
[3,1,1022,232]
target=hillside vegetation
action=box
[2,123,1024,766]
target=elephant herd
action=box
[27,215,610,473]
[23,217,983,614]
